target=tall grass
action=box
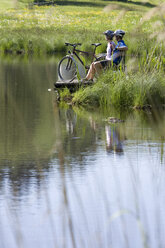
[69,2,165,109]
[72,70,165,109]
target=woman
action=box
[84,30,116,81]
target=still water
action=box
[0,57,165,248]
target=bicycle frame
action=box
[68,47,98,70]
[57,43,102,82]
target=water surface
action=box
[0,57,165,248]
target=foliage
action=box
[59,87,73,102]
[73,70,165,109]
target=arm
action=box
[117,41,128,51]
[117,46,128,51]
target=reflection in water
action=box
[0,57,58,199]
[0,58,165,248]
[65,108,77,134]
[105,125,124,154]
[89,115,97,131]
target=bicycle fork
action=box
[66,56,73,70]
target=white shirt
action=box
[106,41,116,60]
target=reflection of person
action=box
[84,30,116,81]
[89,116,97,131]
[105,125,123,153]
[65,108,77,134]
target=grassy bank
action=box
[1,0,165,109]
[72,70,165,109]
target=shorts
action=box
[100,60,111,68]
[113,57,122,65]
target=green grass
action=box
[0,0,165,109]
[72,70,165,109]
[0,0,13,8]
[0,0,164,56]
[0,0,32,9]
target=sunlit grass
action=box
[72,70,165,109]
[0,0,13,9]
[0,0,164,55]
[0,0,165,109]
[0,5,141,31]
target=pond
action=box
[0,57,165,248]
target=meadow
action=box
[0,0,165,108]
[0,0,164,55]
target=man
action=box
[112,29,128,66]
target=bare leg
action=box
[86,62,95,80]
[86,61,102,80]
[94,61,103,75]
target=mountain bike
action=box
[58,43,105,82]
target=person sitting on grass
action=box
[84,29,128,82]
[83,30,116,82]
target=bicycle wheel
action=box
[58,56,77,82]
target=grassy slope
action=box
[0,0,163,55]
[0,0,13,8]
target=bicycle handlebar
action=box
[65,43,82,47]
[65,42,102,48]
[65,42,102,60]
[91,43,101,47]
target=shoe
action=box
[80,78,87,83]
[80,78,93,83]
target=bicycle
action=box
[58,42,105,82]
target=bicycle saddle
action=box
[91,43,102,47]
[65,43,82,47]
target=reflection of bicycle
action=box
[58,42,104,82]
